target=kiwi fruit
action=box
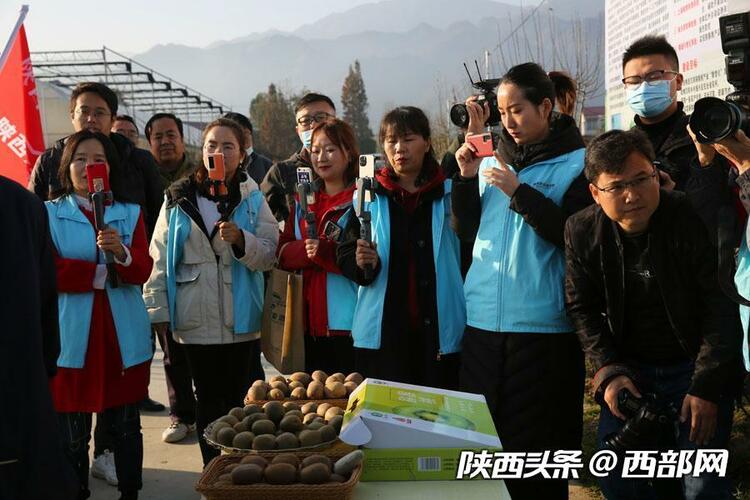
[344,381,358,395]
[327,415,344,434]
[334,449,365,476]
[272,453,300,468]
[219,414,239,426]
[327,373,346,384]
[324,406,344,422]
[324,382,347,399]
[210,421,231,439]
[284,409,303,419]
[264,401,286,423]
[329,473,346,483]
[217,473,232,483]
[316,403,332,417]
[303,413,322,425]
[229,407,245,421]
[298,429,323,447]
[289,387,307,400]
[282,402,300,412]
[231,464,263,485]
[240,455,268,468]
[311,370,328,383]
[290,371,312,386]
[267,388,285,400]
[279,415,304,433]
[243,404,262,416]
[306,420,324,431]
[300,462,331,484]
[345,372,364,385]
[251,419,276,435]
[224,463,240,473]
[318,424,337,442]
[301,455,331,470]
[246,386,267,401]
[233,421,248,433]
[275,432,300,450]
[270,380,289,395]
[306,381,325,399]
[300,402,318,415]
[264,463,297,485]
[232,431,255,449]
[216,427,237,447]
[288,380,305,391]
[269,375,287,384]
[252,433,276,451]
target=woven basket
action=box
[196,451,362,500]
[243,397,349,409]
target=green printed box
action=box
[339,379,502,481]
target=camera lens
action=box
[450,103,470,128]
[690,97,742,143]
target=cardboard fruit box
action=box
[339,379,502,481]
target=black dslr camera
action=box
[450,61,501,129]
[602,389,678,453]
[690,11,750,143]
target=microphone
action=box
[86,163,118,288]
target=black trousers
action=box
[304,335,354,375]
[58,404,142,499]
[155,326,196,425]
[184,340,254,466]
[460,327,585,500]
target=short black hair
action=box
[294,92,336,114]
[223,112,253,133]
[144,113,184,141]
[114,115,138,132]
[584,129,655,183]
[69,82,118,117]
[622,35,679,71]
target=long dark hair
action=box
[500,62,556,121]
[310,118,359,185]
[50,130,123,200]
[378,106,441,186]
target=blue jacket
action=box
[350,179,466,353]
[464,148,585,333]
[293,202,358,331]
[734,234,750,370]
[45,195,152,369]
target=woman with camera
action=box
[453,62,591,500]
[276,118,359,374]
[143,118,278,466]
[337,106,465,390]
[46,130,153,500]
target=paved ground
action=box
[87,348,597,499]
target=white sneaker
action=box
[162,421,195,443]
[91,449,118,486]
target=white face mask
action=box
[246,147,254,156]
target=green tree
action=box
[249,83,299,161]
[341,60,376,153]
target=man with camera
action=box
[565,129,742,499]
[261,92,337,223]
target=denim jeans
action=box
[57,404,143,498]
[596,360,734,500]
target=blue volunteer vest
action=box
[45,195,152,369]
[464,148,585,333]
[350,179,466,353]
[733,232,750,370]
[293,202,358,331]
[166,190,265,334]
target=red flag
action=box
[0,8,45,187]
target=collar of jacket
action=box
[55,193,129,225]
[497,112,586,170]
[634,102,692,155]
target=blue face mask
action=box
[300,129,313,149]
[626,80,673,118]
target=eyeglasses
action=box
[296,112,334,127]
[622,70,679,89]
[203,143,237,155]
[593,170,658,196]
[74,108,111,120]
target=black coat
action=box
[27,133,164,237]
[261,149,311,223]
[564,190,743,402]
[243,151,273,187]
[0,176,78,500]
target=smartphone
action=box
[466,133,495,158]
[358,154,385,178]
[207,153,226,181]
[85,162,113,205]
[296,167,315,205]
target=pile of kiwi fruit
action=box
[208,399,347,451]
[246,371,363,402]
[214,450,365,486]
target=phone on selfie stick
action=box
[86,162,118,288]
[207,152,230,219]
[355,154,384,281]
[296,167,317,239]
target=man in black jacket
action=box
[565,129,741,499]
[28,82,164,237]
[261,92,336,222]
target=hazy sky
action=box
[0,0,379,54]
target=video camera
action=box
[449,61,501,129]
[690,11,750,143]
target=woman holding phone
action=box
[143,118,278,466]
[276,118,359,374]
[46,130,152,500]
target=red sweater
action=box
[277,186,355,337]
